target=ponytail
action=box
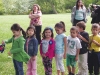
[21,28,26,39]
[11,23,26,39]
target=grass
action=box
[0,14,92,75]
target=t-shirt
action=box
[79,31,89,54]
[41,40,49,53]
[55,33,67,54]
[67,35,82,55]
[75,8,84,20]
[89,34,100,52]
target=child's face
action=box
[55,27,63,34]
[70,30,78,38]
[27,28,34,37]
[12,30,20,37]
[76,26,81,32]
[91,28,98,35]
[45,30,52,38]
[33,5,38,11]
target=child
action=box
[66,26,82,75]
[76,21,89,75]
[88,23,100,75]
[55,21,67,75]
[40,27,55,75]
[4,23,30,75]
[24,26,38,75]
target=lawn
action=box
[0,14,92,75]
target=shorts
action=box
[66,54,76,67]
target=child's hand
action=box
[32,56,36,61]
[42,54,46,57]
[75,56,78,61]
[2,41,5,45]
[92,40,97,44]
[63,53,66,59]
[77,34,82,39]
[8,52,11,56]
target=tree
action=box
[0,0,4,15]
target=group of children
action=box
[3,21,100,75]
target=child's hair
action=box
[70,26,79,33]
[33,4,40,11]
[55,21,66,32]
[11,23,26,38]
[91,23,100,30]
[26,26,36,37]
[76,21,86,30]
[42,27,54,39]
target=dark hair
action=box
[76,0,83,10]
[42,27,54,39]
[26,26,36,38]
[76,21,86,30]
[55,21,66,32]
[92,23,100,29]
[70,26,79,33]
[11,23,26,38]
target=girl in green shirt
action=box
[4,23,30,75]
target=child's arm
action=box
[32,38,38,56]
[63,37,67,59]
[92,40,100,47]
[4,37,13,44]
[75,49,80,61]
[78,33,89,43]
[10,38,25,54]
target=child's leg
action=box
[61,72,64,75]
[67,66,71,75]
[43,57,52,75]
[93,53,99,75]
[88,53,93,74]
[13,59,24,75]
[26,58,32,75]
[72,67,75,75]
[57,70,60,75]
[55,54,65,75]
[78,52,88,75]
[31,57,37,75]
[13,59,19,75]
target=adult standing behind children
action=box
[29,4,42,44]
[71,0,87,26]
[76,21,89,75]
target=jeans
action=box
[13,59,24,75]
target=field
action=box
[0,14,92,75]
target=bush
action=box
[0,1,4,15]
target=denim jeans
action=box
[13,59,24,75]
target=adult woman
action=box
[29,4,42,44]
[71,0,87,26]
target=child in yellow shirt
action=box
[88,23,100,75]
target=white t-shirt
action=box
[67,35,82,55]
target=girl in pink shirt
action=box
[29,4,42,44]
[40,27,55,75]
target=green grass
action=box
[0,14,92,75]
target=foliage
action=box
[0,0,4,15]
[1,0,100,14]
